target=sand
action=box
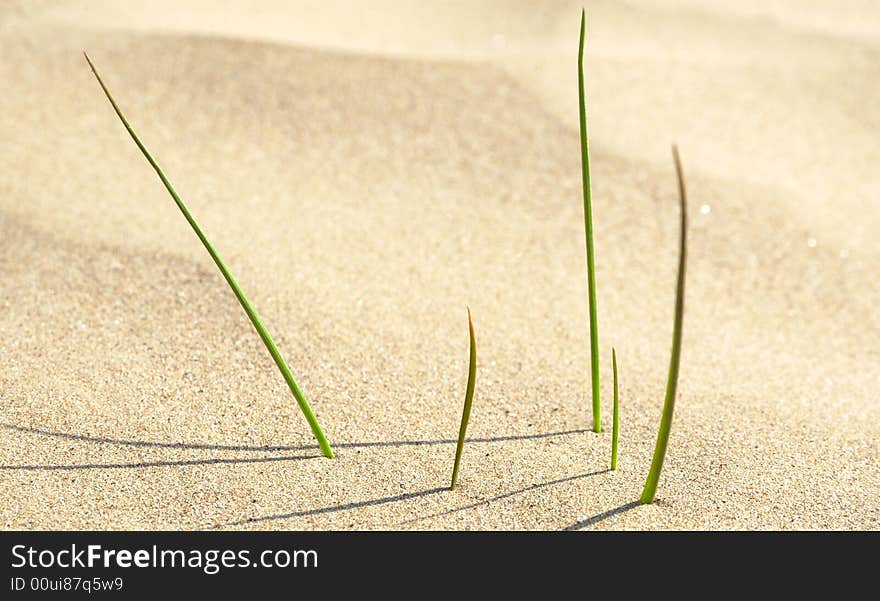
[1,1,877,530]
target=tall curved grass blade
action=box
[450,307,478,490]
[611,347,619,470]
[578,9,601,433]
[640,145,688,503]
[84,52,334,459]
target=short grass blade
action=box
[450,307,478,490]
[611,347,619,470]
[640,145,688,503]
[83,52,334,459]
[578,9,601,433]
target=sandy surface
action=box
[1,1,877,530]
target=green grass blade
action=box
[578,9,601,433]
[83,52,334,459]
[450,307,478,490]
[611,347,619,470]
[640,145,688,503]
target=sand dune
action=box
[1,1,877,529]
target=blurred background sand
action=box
[1,1,877,529]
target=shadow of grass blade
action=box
[83,52,334,459]
[611,347,619,470]
[640,145,688,503]
[450,307,478,490]
[578,9,601,433]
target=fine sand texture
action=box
[1,1,878,530]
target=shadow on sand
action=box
[3,421,618,528]
[402,469,611,526]
[217,487,448,528]
[218,470,615,529]
[1,422,589,453]
[562,500,641,530]
[0,454,320,471]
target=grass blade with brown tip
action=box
[578,8,601,433]
[640,145,688,503]
[450,307,478,490]
[611,346,619,470]
[83,52,334,459]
